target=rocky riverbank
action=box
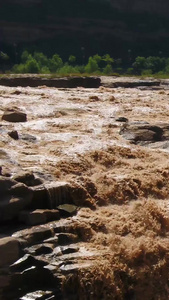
[1,76,169,299]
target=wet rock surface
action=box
[1,76,169,299]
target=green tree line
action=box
[2,50,169,77]
[11,51,115,75]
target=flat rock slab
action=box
[19,209,60,226]
[0,76,101,88]
[13,226,54,246]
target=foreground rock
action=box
[0,237,20,267]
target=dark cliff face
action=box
[1,0,169,61]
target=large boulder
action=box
[0,237,20,267]
[120,122,164,144]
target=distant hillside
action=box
[1,0,169,63]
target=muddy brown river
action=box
[1,76,169,299]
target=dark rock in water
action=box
[8,130,19,140]
[120,122,169,145]
[116,117,128,122]
[2,110,27,122]
[20,134,37,142]
[120,123,164,144]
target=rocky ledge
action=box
[0,76,101,88]
[0,172,96,300]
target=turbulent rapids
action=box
[1,76,169,299]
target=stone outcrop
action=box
[0,169,96,299]
[0,174,89,224]
[0,77,101,88]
